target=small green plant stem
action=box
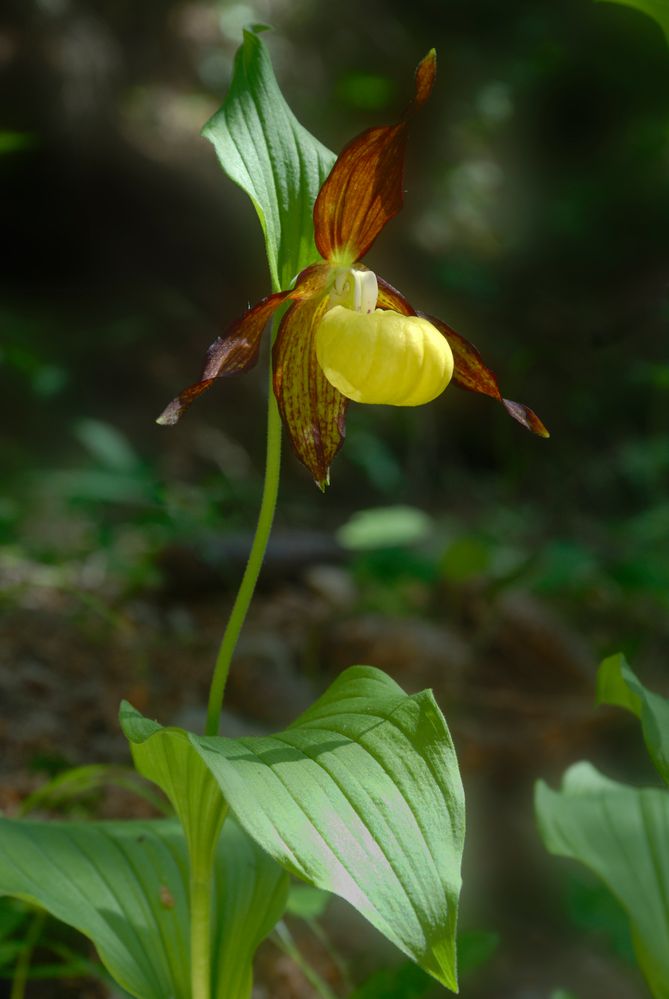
[271,921,339,999]
[205,338,282,737]
[11,908,46,999]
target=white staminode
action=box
[329,267,379,314]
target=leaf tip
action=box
[245,21,272,35]
[118,699,140,727]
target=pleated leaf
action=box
[203,26,335,291]
[536,763,669,999]
[119,710,228,865]
[0,816,289,999]
[597,653,669,784]
[123,665,465,992]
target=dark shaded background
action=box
[1,0,668,996]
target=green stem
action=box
[190,864,214,999]
[11,908,46,999]
[205,352,282,737]
[271,921,339,999]
[187,799,228,999]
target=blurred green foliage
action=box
[598,0,669,44]
[349,930,499,998]
[537,660,669,999]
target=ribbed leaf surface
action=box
[123,665,465,991]
[536,763,669,999]
[203,27,335,290]
[0,817,288,999]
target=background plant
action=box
[536,655,669,999]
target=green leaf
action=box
[336,506,434,551]
[0,817,288,999]
[597,653,669,784]
[120,700,272,997]
[123,666,465,992]
[203,27,335,291]
[536,763,669,999]
[18,763,168,817]
[210,822,289,997]
[597,0,669,45]
[596,653,643,716]
[119,709,227,862]
[75,419,141,472]
[565,870,635,963]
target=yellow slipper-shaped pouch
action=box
[316,306,454,406]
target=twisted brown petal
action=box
[420,313,550,438]
[157,264,329,425]
[313,51,437,264]
[272,293,348,490]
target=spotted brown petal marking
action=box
[313,51,437,264]
[157,265,329,426]
[422,313,550,438]
[272,293,348,490]
[376,275,416,315]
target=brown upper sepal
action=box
[312,123,407,264]
[313,53,437,265]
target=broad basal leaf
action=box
[203,27,336,291]
[119,707,228,863]
[123,665,465,992]
[0,816,288,999]
[597,653,669,785]
[536,762,669,999]
[210,819,289,998]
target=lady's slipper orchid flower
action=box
[158,51,548,489]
